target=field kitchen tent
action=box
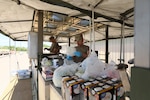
[0,0,134,43]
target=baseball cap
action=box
[75,34,83,41]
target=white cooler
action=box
[17,69,31,79]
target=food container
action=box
[106,78,125,100]
[52,59,59,68]
[96,77,125,100]
[89,84,114,100]
[61,75,84,100]
[17,69,31,79]
[42,70,53,81]
[81,79,100,100]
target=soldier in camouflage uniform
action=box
[73,34,89,63]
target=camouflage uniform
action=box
[73,45,89,63]
[73,34,89,63]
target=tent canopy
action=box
[0,0,134,43]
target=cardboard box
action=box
[81,79,100,100]
[89,84,114,100]
[61,75,84,100]
[96,77,125,100]
[105,78,125,100]
[42,70,53,81]
[61,75,74,100]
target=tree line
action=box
[0,44,49,51]
[0,46,27,51]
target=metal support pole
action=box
[37,10,43,100]
[120,18,125,63]
[89,17,92,53]
[9,33,11,82]
[92,7,95,51]
[68,37,71,46]
[105,25,109,63]
[38,10,43,67]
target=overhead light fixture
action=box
[66,27,77,32]
[52,13,67,22]
[45,23,57,29]
[60,31,69,34]
[78,20,89,27]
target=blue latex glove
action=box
[74,51,81,57]
[66,55,72,60]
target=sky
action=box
[0,33,50,48]
[0,33,28,48]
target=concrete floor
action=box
[11,78,32,100]
[0,52,32,100]
[0,52,30,96]
[0,76,32,100]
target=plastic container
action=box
[17,69,31,79]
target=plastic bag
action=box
[101,61,120,80]
[80,52,105,80]
[52,63,80,87]
[41,57,52,66]
[66,47,76,56]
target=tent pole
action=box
[105,25,109,63]
[120,18,125,63]
[68,37,70,46]
[89,17,92,53]
[92,7,95,51]
[14,41,19,70]
[37,10,43,100]
[122,19,125,63]
[9,33,11,81]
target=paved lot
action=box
[0,52,30,97]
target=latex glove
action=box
[74,51,81,57]
[66,55,72,60]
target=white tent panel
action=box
[62,0,134,20]
[20,0,81,16]
[0,0,34,21]
[10,32,29,40]
[0,21,32,34]
[0,0,134,42]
